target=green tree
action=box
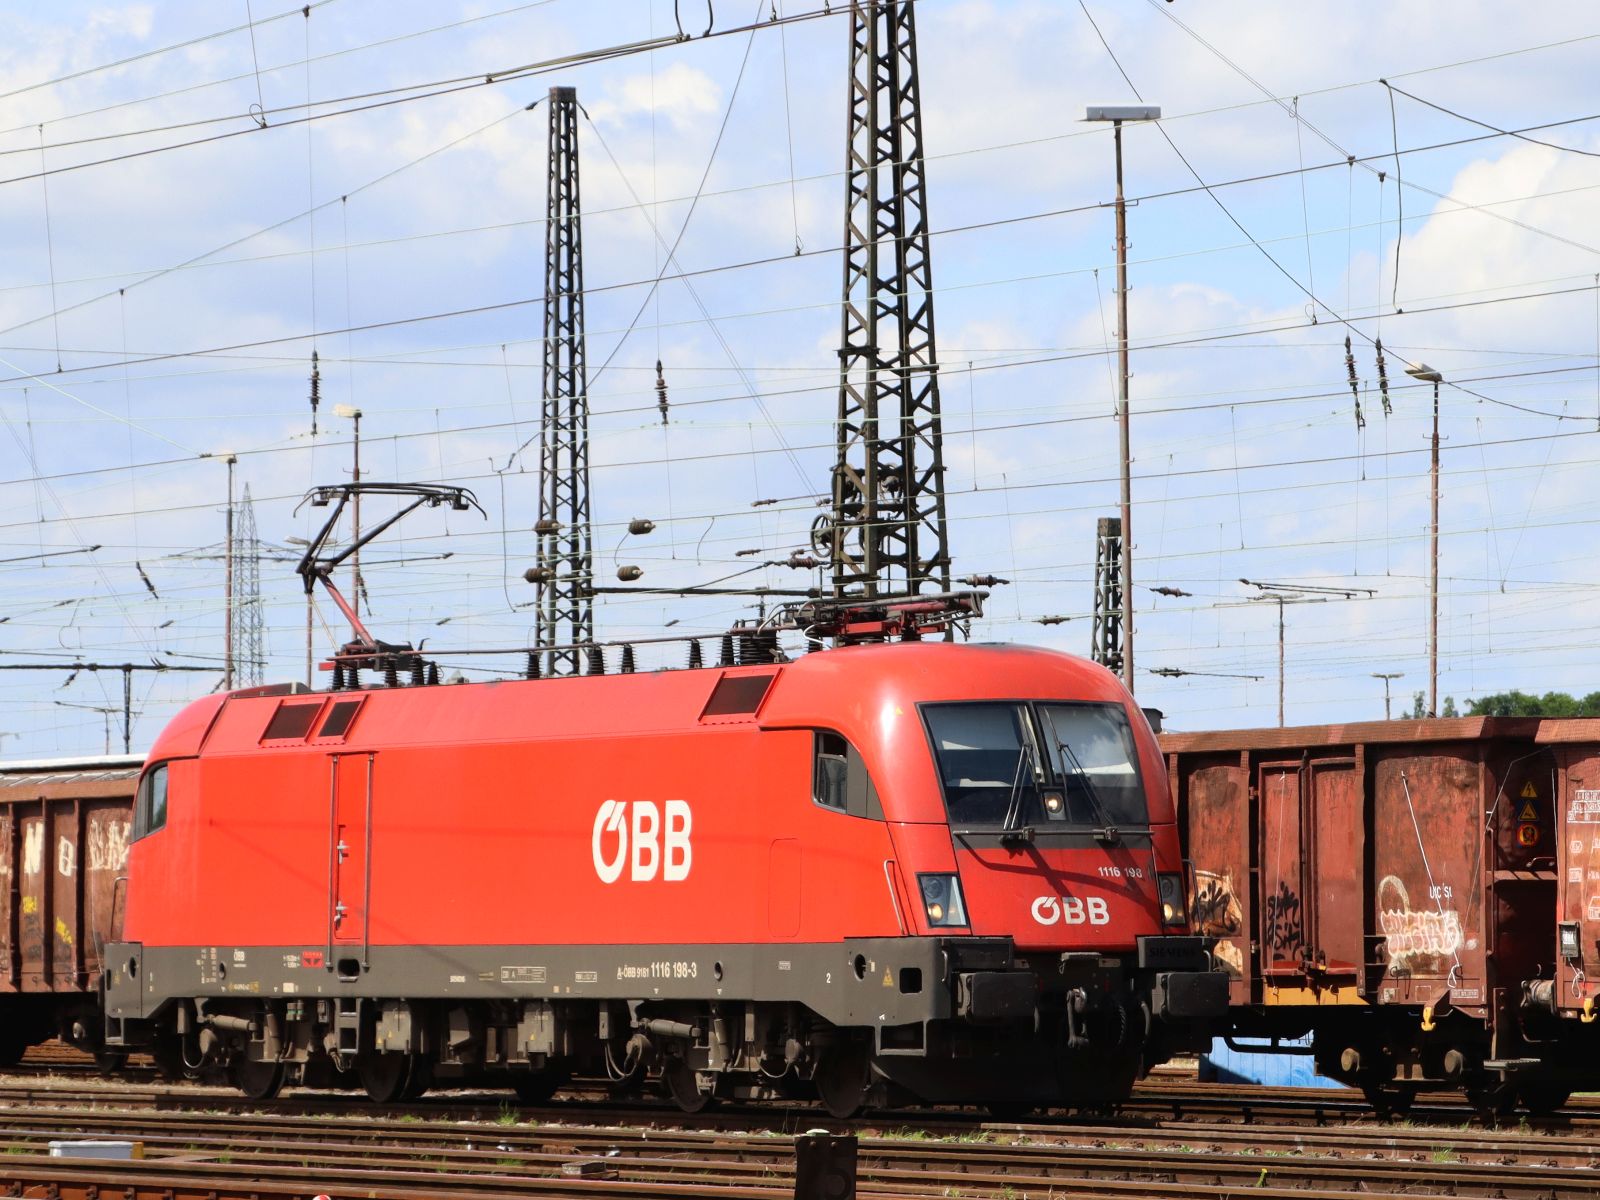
[1409,691,1427,719]
[1441,696,1458,718]
[1464,690,1600,717]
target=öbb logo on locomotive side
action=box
[591,800,693,883]
[1031,894,1110,926]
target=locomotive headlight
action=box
[918,874,969,928]
[1158,873,1187,927]
[1042,791,1065,820]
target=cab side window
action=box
[812,732,882,819]
[134,762,169,840]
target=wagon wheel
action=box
[1359,1081,1416,1119]
[1518,1082,1571,1116]
[93,1049,129,1074]
[813,1042,873,1120]
[1465,1080,1516,1119]
[663,1057,715,1114]
[230,1058,286,1101]
[359,1051,418,1103]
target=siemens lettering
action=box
[592,800,693,883]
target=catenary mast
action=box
[825,0,952,606]
[534,86,595,675]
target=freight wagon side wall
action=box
[0,772,135,995]
[1535,720,1600,1016]
[1167,720,1547,1025]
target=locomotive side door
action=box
[326,753,375,960]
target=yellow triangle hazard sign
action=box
[1518,800,1539,822]
[882,968,894,987]
[1521,781,1538,799]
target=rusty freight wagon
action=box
[1164,717,1600,1114]
[1536,721,1600,1031]
[0,755,138,1066]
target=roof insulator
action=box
[410,660,425,687]
[688,639,704,669]
[331,663,345,690]
[621,644,636,674]
[525,651,540,680]
[384,663,399,688]
[426,662,441,686]
[587,645,606,675]
[718,633,735,666]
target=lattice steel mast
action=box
[825,0,951,604]
[231,485,265,687]
[534,86,594,675]
[1090,516,1123,674]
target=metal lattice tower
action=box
[826,0,951,603]
[231,485,265,687]
[1090,516,1123,673]
[535,86,594,675]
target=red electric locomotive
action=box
[102,641,1223,1113]
[100,486,1223,1115]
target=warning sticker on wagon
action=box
[1570,789,1600,823]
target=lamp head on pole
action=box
[1085,105,1162,123]
[1404,363,1443,384]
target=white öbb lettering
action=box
[592,800,692,883]
[1031,894,1110,926]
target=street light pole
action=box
[1087,104,1159,695]
[1406,363,1444,717]
[1372,671,1404,720]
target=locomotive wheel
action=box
[814,1043,872,1119]
[986,1101,1037,1122]
[230,1058,286,1100]
[663,1057,715,1114]
[401,1058,433,1101]
[512,1065,570,1105]
[359,1052,418,1103]
[1518,1083,1570,1116]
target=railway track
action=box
[7,1044,1600,1200]
[0,1090,1596,1200]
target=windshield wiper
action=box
[1042,710,1121,845]
[998,745,1035,844]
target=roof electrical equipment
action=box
[1375,338,1393,416]
[1344,335,1365,430]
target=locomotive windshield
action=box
[923,701,1146,831]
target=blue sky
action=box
[2,1,1600,756]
